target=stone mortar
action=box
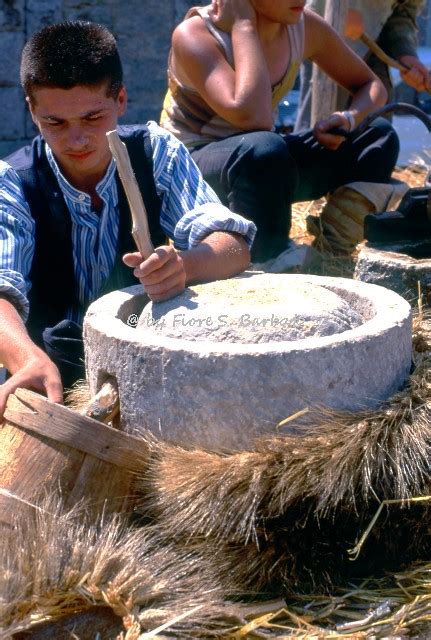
[84,273,412,450]
[355,240,431,305]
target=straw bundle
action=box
[0,498,240,639]
[136,314,431,594]
[2,501,430,639]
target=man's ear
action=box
[26,96,39,126]
[117,86,128,117]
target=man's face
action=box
[28,82,127,189]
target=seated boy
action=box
[161,0,400,261]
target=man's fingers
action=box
[313,129,344,150]
[0,377,30,419]
[45,377,64,405]
[123,252,143,268]
[0,360,63,420]
[313,113,349,151]
[402,68,425,91]
[399,56,431,92]
[145,268,186,295]
[137,255,183,285]
[143,261,186,301]
[124,246,186,301]
[315,134,343,150]
[146,279,186,302]
[135,247,177,279]
[0,384,10,420]
[124,247,175,279]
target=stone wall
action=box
[0,0,195,156]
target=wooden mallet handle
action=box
[360,32,407,72]
[106,130,154,259]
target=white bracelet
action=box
[341,110,356,132]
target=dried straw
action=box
[0,498,231,639]
[135,313,430,595]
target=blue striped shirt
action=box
[0,121,256,324]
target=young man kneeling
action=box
[0,21,256,412]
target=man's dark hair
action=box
[20,21,123,100]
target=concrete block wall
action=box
[0,0,195,156]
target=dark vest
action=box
[5,125,165,340]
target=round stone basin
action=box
[355,240,431,305]
[138,277,363,343]
[84,273,412,450]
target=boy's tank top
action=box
[160,5,305,149]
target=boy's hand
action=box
[123,245,187,302]
[399,55,431,93]
[0,354,63,419]
[313,111,352,150]
[209,0,257,32]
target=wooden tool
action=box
[82,376,120,423]
[360,32,431,96]
[106,129,154,259]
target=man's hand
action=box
[399,55,431,93]
[0,297,64,419]
[123,245,187,302]
[0,353,63,419]
[125,233,250,300]
[209,0,257,32]
[313,111,353,150]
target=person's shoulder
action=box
[117,123,150,139]
[402,0,426,10]
[173,14,208,42]
[1,136,44,173]
[304,6,328,27]
[118,122,173,137]
[0,160,13,185]
[173,13,218,58]
[146,121,183,147]
[0,157,23,185]
[303,6,339,58]
[0,159,25,205]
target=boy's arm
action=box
[0,296,63,417]
[123,231,249,302]
[123,124,254,301]
[0,164,63,417]
[171,0,273,130]
[304,9,387,149]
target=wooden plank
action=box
[63,452,138,514]
[311,0,348,124]
[0,418,87,505]
[0,422,137,524]
[1,389,144,525]
[4,388,149,473]
[0,489,38,528]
